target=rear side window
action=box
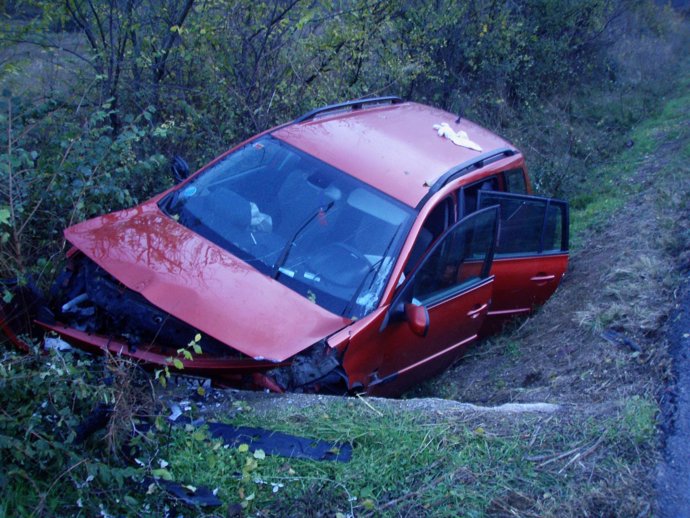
[404,196,455,275]
[477,191,568,256]
[504,169,527,194]
[460,175,499,216]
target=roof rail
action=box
[417,147,517,209]
[293,96,404,124]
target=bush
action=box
[0,91,167,281]
[0,346,147,516]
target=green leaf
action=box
[0,208,10,226]
[152,468,173,481]
[172,358,184,370]
[253,449,266,460]
[124,495,138,506]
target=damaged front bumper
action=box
[16,254,350,393]
[35,320,290,391]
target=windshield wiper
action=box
[273,201,335,279]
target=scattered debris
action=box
[167,402,183,422]
[166,395,352,462]
[601,328,642,352]
[205,422,352,462]
[44,336,73,352]
[74,403,113,444]
[144,477,222,508]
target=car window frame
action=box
[400,194,457,276]
[458,174,503,218]
[392,205,500,311]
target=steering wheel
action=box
[306,242,370,287]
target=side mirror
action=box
[378,302,430,336]
[404,303,429,337]
[171,155,190,184]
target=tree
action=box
[63,0,194,133]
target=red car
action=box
[16,98,569,396]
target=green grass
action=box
[161,404,535,516]
[159,404,544,516]
[133,393,658,517]
[618,396,657,446]
[568,70,690,250]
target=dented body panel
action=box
[63,202,350,362]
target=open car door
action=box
[342,206,499,397]
[477,191,569,329]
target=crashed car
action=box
[10,97,569,396]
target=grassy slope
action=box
[570,72,690,248]
[150,393,654,517]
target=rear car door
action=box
[476,191,569,326]
[342,206,499,396]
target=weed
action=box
[617,396,657,446]
[504,339,521,359]
[0,344,169,516]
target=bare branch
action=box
[153,0,195,83]
[0,36,98,72]
[86,0,108,56]
[65,0,99,56]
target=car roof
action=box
[272,101,515,207]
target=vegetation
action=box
[0,344,661,516]
[1,0,687,280]
[1,0,689,516]
[0,348,150,516]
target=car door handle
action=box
[530,273,556,283]
[467,303,489,319]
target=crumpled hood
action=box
[64,202,350,362]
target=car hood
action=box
[64,202,350,362]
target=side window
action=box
[477,191,568,256]
[460,175,499,216]
[404,196,455,275]
[503,169,528,194]
[411,207,498,306]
